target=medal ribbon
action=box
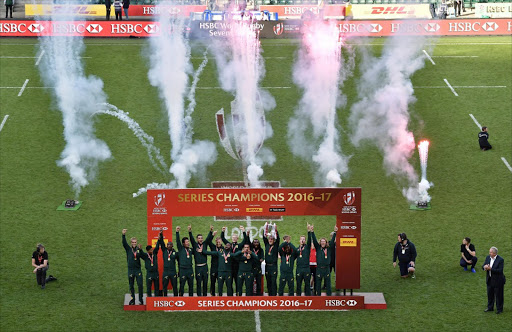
[268,245,273,255]
[148,253,154,266]
[223,252,229,263]
[323,248,328,259]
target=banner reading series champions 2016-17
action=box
[147,188,362,290]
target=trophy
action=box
[264,222,277,239]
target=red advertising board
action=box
[147,188,362,290]
[259,4,347,19]
[1,19,511,37]
[146,295,364,311]
[129,5,207,16]
[25,4,206,17]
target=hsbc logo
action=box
[343,191,356,205]
[168,7,181,15]
[28,24,44,33]
[151,227,168,231]
[424,23,440,32]
[340,226,357,230]
[153,299,185,307]
[368,24,382,33]
[144,24,159,34]
[174,300,185,307]
[325,299,358,307]
[86,24,103,34]
[482,22,498,32]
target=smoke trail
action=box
[349,32,430,202]
[147,6,217,189]
[37,3,111,196]
[94,103,168,174]
[211,20,276,186]
[288,20,354,187]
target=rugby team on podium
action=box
[122,224,338,305]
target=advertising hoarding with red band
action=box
[1,19,511,37]
[259,4,347,19]
[25,4,206,17]
[348,4,431,20]
[146,295,365,311]
[147,188,361,290]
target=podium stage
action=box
[123,292,386,311]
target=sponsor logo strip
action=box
[340,238,357,247]
[146,295,365,311]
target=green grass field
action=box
[0,36,511,331]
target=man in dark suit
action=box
[482,247,505,314]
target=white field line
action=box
[0,55,90,60]
[18,79,29,97]
[254,310,261,332]
[415,86,507,89]
[443,79,458,96]
[422,50,435,65]
[195,86,291,90]
[35,50,45,66]
[469,114,482,129]
[0,115,9,133]
[431,56,479,58]
[501,157,512,173]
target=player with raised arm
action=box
[296,224,313,296]
[140,239,161,297]
[263,224,280,296]
[176,226,194,296]
[122,229,144,305]
[157,229,178,296]
[221,225,247,293]
[311,225,338,296]
[189,224,213,296]
[236,243,259,296]
[204,225,220,296]
[278,235,297,296]
[201,242,242,296]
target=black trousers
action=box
[106,6,111,20]
[487,283,504,312]
[454,1,462,16]
[210,271,218,296]
[5,5,12,18]
[480,143,492,151]
[36,267,48,286]
[115,10,122,21]
[460,256,478,269]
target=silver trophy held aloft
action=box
[264,222,277,240]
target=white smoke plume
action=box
[349,32,430,202]
[288,20,354,187]
[37,5,111,197]
[147,8,217,189]
[211,20,276,187]
[95,103,168,174]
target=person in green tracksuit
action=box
[236,244,259,296]
[122,229,144,305]
[140,240,161,297]
[188,225,213,297]
[221,225,247,293]
[312,225,338,296]
[249,235,265,296]
[263,226,280,296]
[204,225,221,296]
[295,225,313,296]
[176,226,194,297]
[157,230,178,297]
[278,236,297,296]
[202,242,242,296]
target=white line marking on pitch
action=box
[469,114,481,129]
[196,87,291,90]
[443,79,458,96]
[501,157,512,173]
[0,115,9,133]
[35,50,45,66]
[254,311,261,332]
[422,50,435,65]
[414,86,507,89]
[431,56,479,58]
[18,79,29,97]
